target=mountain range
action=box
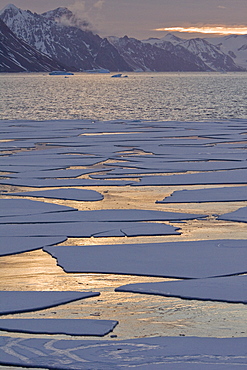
[0,4,247,73]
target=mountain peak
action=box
[0,3,20,15]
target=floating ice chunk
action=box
[0,319,118,337]
[6,169,92,179]
[133,170,247,186]
[116,275,247,304]
[0,178,133,187]
[157,186,247,203]
[218,206,247,223]
[49,71,74,75]
[121,223,180,237]
[7,188,104,201]
[0,236,67,256]
[44,239,247,278]
[0,335,247,369]
[0,199,76,217]
[0,221,179,238]
[0,209,207,224]
[0,291,100,315]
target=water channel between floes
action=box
[0,185,246,343]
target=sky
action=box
[0,0,247,39]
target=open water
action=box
[0,72,247,122]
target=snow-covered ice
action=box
[0,209,207,224]
[0,221,180,237]
[0,291,100,315]
[0,236,67,256]
[218,206,247,223]
[0,336,247,369]
[157,186,247,203]
[0,199,76,217]
[6,188,104,201]
[0,319,118,336]
[44,239,247,278]
[116,274,247,304]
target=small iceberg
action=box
[85,69,110,73]
[49,71,74,75]
[111,74,128,78]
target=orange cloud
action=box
[154,26,247,35]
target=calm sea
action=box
[0,72,246,122]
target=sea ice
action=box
[0,221,179,238]
[44,239,247,278]
[116,274,247,304]
[0,209,206,224]
[6,188,104,201]
[218,206,247,223]
[133,170,247,186]
[0,291,100,315]
[0,319,118,336]
[0,336,246,369]
[0,199,76,217]
[0,236,67,256]
[157,186,247,203]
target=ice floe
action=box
[0,291,100,315]
[133,170,247,186]
[0,221,180,238]
[0,199,76,217]
[0,336,247,369]
[116,274,247,304]
[6,188,104,201]
[157,186,247,203]
[44,239,247,278]
[0,319,118,337]
[0,209,206,224]
[0,236,67,256]
[218,206,247,223]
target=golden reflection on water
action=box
[0,185,247,340]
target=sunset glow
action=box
[154,26,247,35]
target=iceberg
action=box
[49,71,74,75]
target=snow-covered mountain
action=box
[0,18,67,72]
[0,4,131,72]
[206,34,247,70]
[144,33,244,72]
[108,35,208,72]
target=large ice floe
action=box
[157,186,247,203]
[0,291,100,315]
[0,319,118,336]
[0,118,247,369]
[6,188,104,201]
[44,239,247,278]
[0,336,247,369]
[218,206,247,223]
[116,274,247,304]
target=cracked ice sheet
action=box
[43,239,247,279]
[157,186,247,203]
[0,336,247,369]
[218,206,247,223]
[0,292,100,315]
[0,222,180,238]
[116,274,247,304]
[0,236,67,257]
[0,319,118,337]
[0,209,207,224]
[6,189,104,202]
[0,199,76,217]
